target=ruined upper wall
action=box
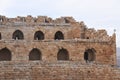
[0,15,115,42]
[0,15,76,25]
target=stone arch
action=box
[84,48,96,63]
[29,48,42,60]
[57,48,69,60]
[54,31,64,40]
[86,37,89,39]
[12,30,24,40]
[34,31,44,40]
[0,48,12,61]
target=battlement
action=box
[0,15,76,25]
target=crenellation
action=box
[16,16,76,24]
[54,17,66,23]
[63,17,76,23]
[37,16,46,23]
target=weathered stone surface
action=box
[0,15,117,80]
[0,61,120,80]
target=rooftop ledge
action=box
[0,39,110,43]
[0,22,71,27]
[0,61,117,68]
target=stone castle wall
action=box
[0,39,116,65]
[0,15,118,80]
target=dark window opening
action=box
[12,30,24,40]
[54,31,64,40]
[45,19,49,23]
[29,48,42,60]
[34,31,44,40]
[57,48,69,60]
[84,48,96,63]
[84,52,88,63]
[0,48,11,61]
[87,37,89,39]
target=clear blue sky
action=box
[0,0,120,47]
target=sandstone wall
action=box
[0,39,116,65]
[0,61,120,80]
[0,25,81,40]
[0,15,117,80]
[0,16,117,65]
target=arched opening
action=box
[0,48,11,61]
[84,48,96,63]
[54,31,64,40]
[12,30,24,40]
[29,48,42,60]
[57,48,69,60]
[86,37,89,39]
[34,31,44,40]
